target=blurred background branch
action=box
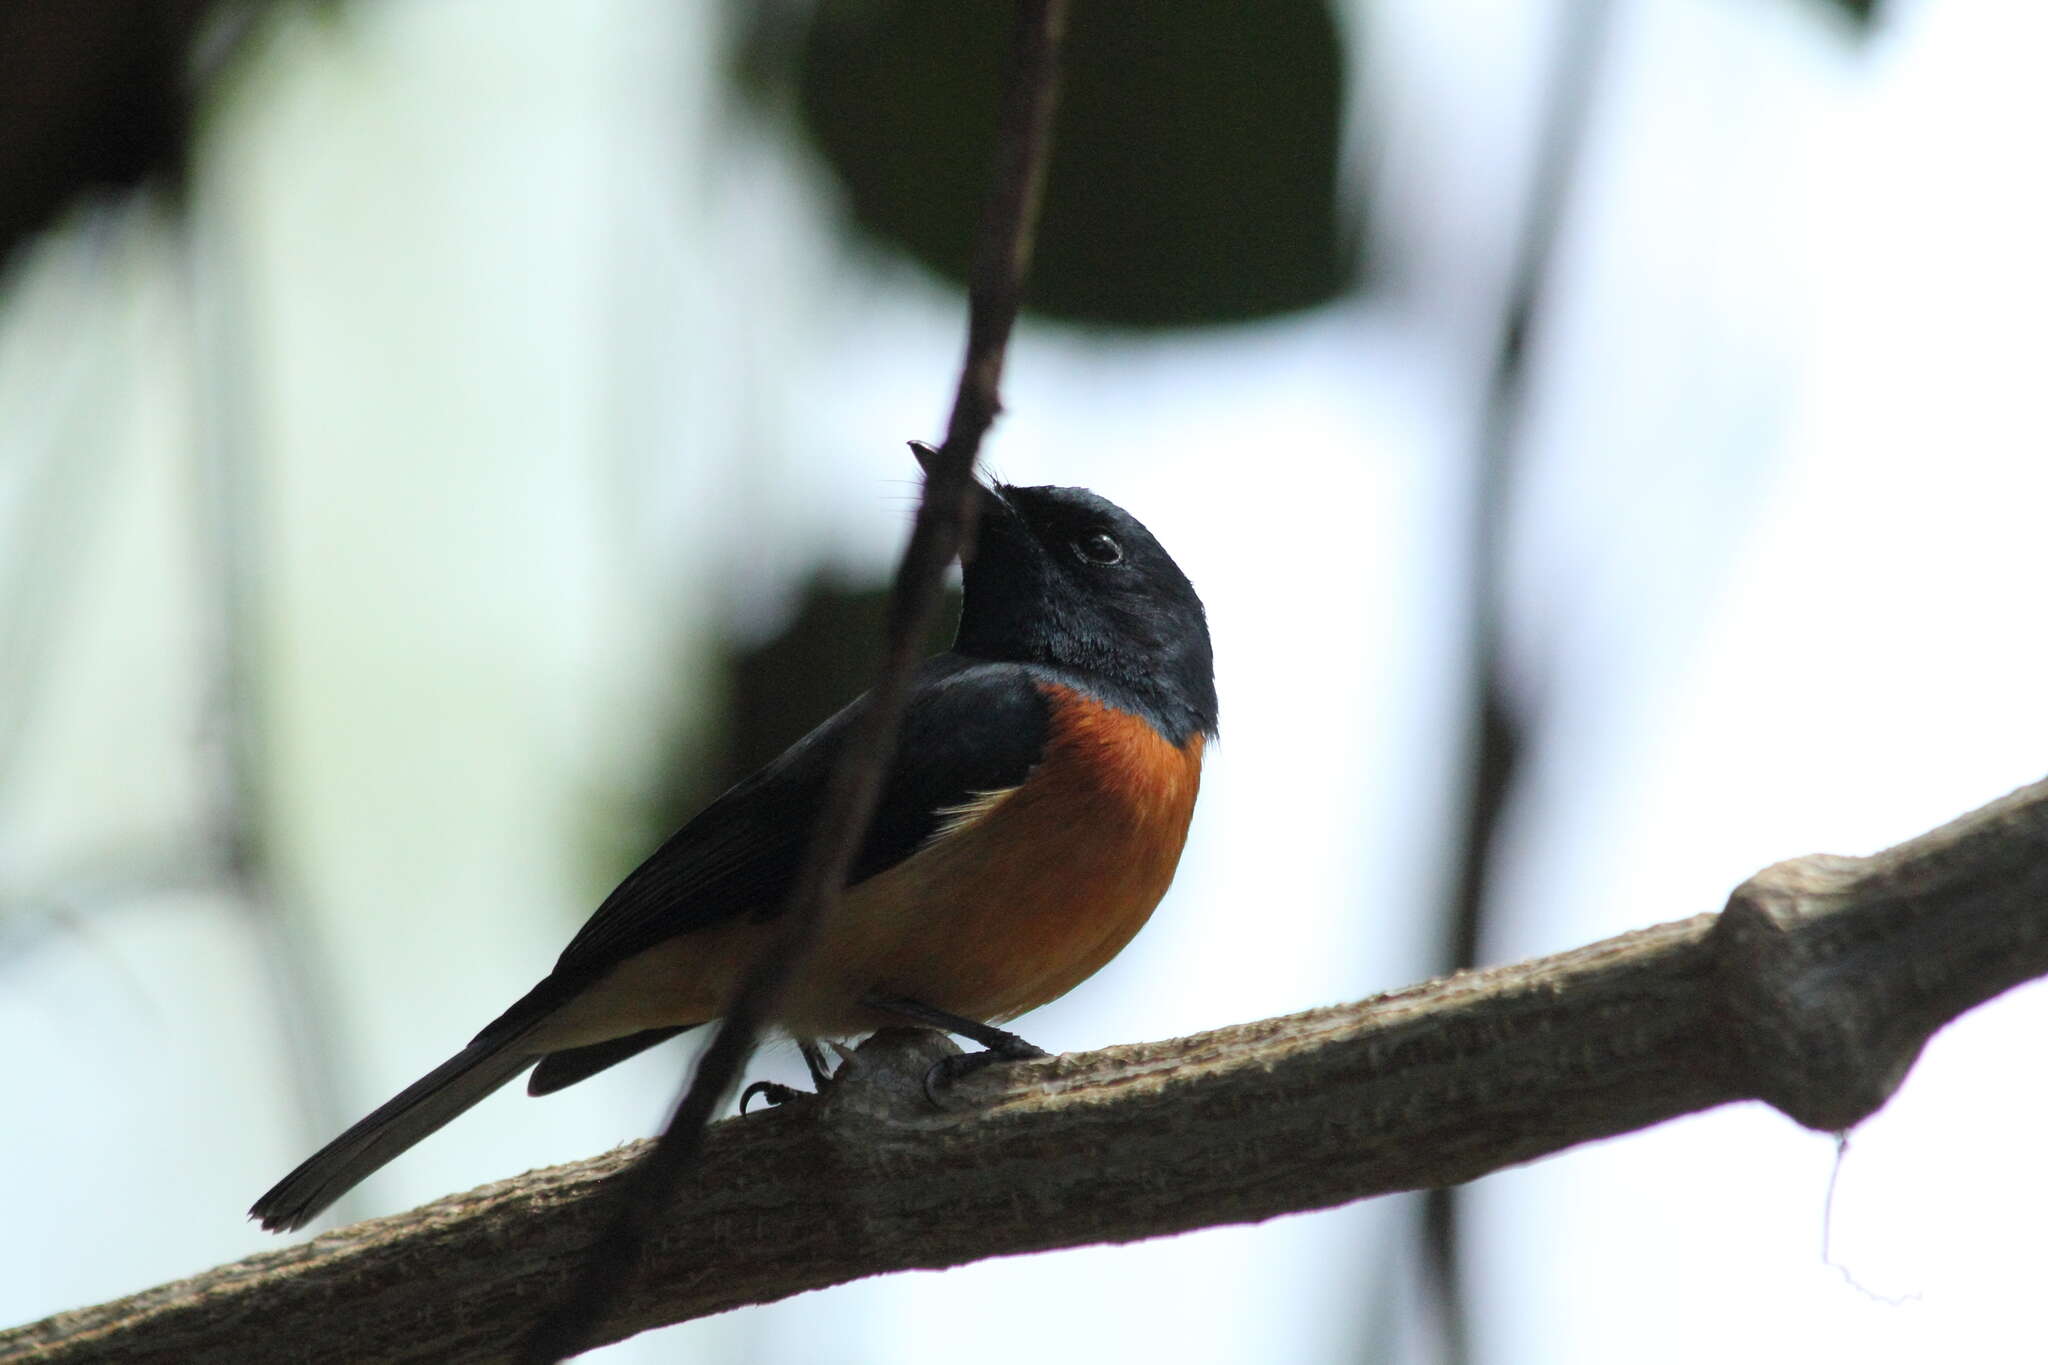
[1423,3,1613,1359]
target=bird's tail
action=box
[250,1036,539,1232]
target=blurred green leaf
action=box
[720,576,962,787]
[0,0,208,271]
[784,0,1357,329]
[627,575,963,866]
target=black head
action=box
[953,481,1217,744]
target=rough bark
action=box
[9,771,2048,1364]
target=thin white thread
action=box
[1821,1130,1922,1306]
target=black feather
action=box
[469,656,1054,1042]
[527,1026,696,1095]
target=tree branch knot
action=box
[1709,854,1913,1131]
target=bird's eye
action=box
[1074,531,1124,565]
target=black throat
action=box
[954,558,1217,748]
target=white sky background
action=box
[2,0,2046,1362]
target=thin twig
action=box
[515,4,1070,1359]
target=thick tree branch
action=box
[13,772,2048,1365]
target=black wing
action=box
[475,655,1050,1043]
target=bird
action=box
[250,472,1217,1233]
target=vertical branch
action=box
[1421,2,1615,1362]
[181,199,351,1191]
[517,2,1071,1360]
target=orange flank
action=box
[531,684,1205,1047]
[842,682,1206,1028]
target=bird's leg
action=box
[861,992,1048,1057]
[860,992,1050,1104]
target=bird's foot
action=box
[739,1039,850,1115]
[856,991,1053,1108]
[922,1039,1049,1108]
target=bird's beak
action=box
[908,440,1008,562]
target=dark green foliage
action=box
[631,577,962,857]
[723,576,963,787]
[786,0,1358,329]
[0,0,207,270]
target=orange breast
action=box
[533,684,1206,1047]
[800,684,1207,1032]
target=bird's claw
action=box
[739,1079,807,1114]
[921,1043,1049,1108]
